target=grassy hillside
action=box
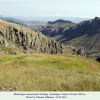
[0,54,100,91]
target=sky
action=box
[0,0,100,18]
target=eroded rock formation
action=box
[0,19,66,54]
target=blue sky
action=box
[0,0,100,18]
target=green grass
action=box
[0,54,100,91]
[0,44,14,54]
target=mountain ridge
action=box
[41,17,100,54]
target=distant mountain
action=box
[0,19,65,55]
[15,16,89,23]
[40,19,75,37]
[41,17,100,55]
[26,21,47,25]
[0,17,27,26]
[47,19,75,28]
[0,17,47,26]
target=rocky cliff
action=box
[0,19,65,54]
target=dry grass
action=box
[0,54,100,91]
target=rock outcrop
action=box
[73,47,85,56]
[0,19,66,54]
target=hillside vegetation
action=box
[0,54,100,91]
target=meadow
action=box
[0,54,100,91]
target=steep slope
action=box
[61,17,100,54]
[41,17,100,54]
[0,19,65,54]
